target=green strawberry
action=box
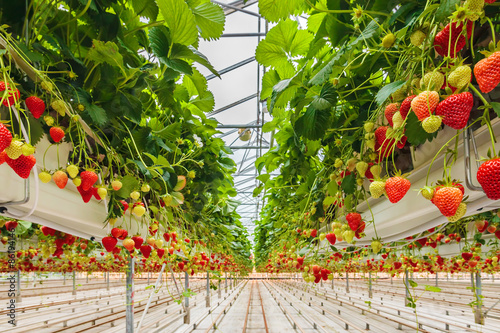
[448,65,471,89]
[422,72,444,91]
[369,180,386,198]
[410,30,426,47]
[422,115,442,133]
[5,140,23,160]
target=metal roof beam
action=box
[209,93,257,116]
[206,56,255,81]
[215,0,261,17]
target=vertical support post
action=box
[137,263,166,332]
[63,272,66,285]
[473,271,484,324]
[107,271,110,291]
[147,272,150,285]
[435,272,438,287]
[225,272,228,293]
[86,273,89,284]
[184,272,190,324]
[368,272,372,298]
[16,270,21,302]
[218,278,222,298]
[332,275,334,289]
[126,256,134,333]
[404,269,410,307]
[206,271,211,307]
[72,271,76,296]
[346,272,350,293]
[391,274,393,285]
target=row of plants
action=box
[0,0,252,270]
[0,218,251,276]
[253,0,500,274]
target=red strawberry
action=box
[385,176,411,203]
[102,236,118,252]
[132,236,144,249]
[396,135,407,149]
[325,233,336,245]
[0,151,6,165]
[49,127,65,143]
[5,220,18,231]
[2,86,20,107]
[400,95,416,119]
[385,103,399,127]
[118,229,128,240]
[394,262,402,269]
[41,226,55,236]
[411,91,439,121]
[434,21,473,58]
[157,248,165,258]
[297,257,304,265]
[474,51,500,93]
[311,265,321,275]
[461,252,473,261]
[416,237,427,247]
[0,123,13,152]
[77,185,93,203]
[53,170,68,189]
[111,228,122,239]
[120,200,129,212]
[140,245,152,258]
[375,126,396,157]
[163,232,171,242]
[433,187,463,216]
[91,186,100,200]
[346,212,362,232]
[178,262,185,271]
[310,229,317,238]
[80,170,98,191]
[485,0,496,3]
[5,154,36,179]
[477,158,500,200]
[25,96,45,119]
[355,220,366,238]
[435,92,473,129]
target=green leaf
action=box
[425,285,442,292]
[375,81,406,106]
[261,70,281,100]
[156,0,198,46]
[132,0,159,20]
[86,40,124,68]
[193,2,226,41]
[85,104,109,126]
[154,122,182,141]
[323,196,335,207]
[258,0,307,23]
[257,174,270,184]
[408,279,418,288]
[149,27,192,75]
[311,82,337,110]
[405,112,438,146]
[341,173,356,195]
[14,220,32,236]
[435,0,460,22]
[295,105,331,140]
[491,102,500,118]
[115,175,140,199]
[327,181,338,196]
[256,20,313,70]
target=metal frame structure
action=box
[209,1,270,241]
